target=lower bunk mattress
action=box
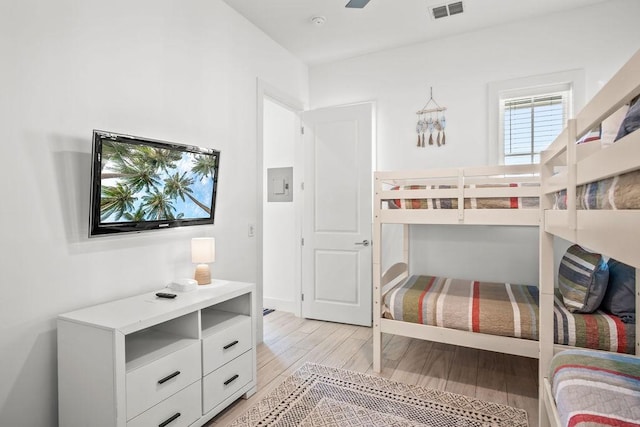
[383,275,635,354]
[549,349,640,426]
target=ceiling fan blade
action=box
[345,0,371,8]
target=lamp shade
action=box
[191,237,216,264]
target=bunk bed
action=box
[373,164,545,372]
[539,49,640,427]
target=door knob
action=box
[355,240,370,247]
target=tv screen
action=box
[89,130,220,236]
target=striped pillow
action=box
[558,245,609,313]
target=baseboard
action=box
[262,297,298,315]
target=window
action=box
[501,91,569,165]
[487,70,583,165]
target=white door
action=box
[301,103,373,326]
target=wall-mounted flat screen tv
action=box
[89,130,220,236]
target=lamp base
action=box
[194,264,211,285]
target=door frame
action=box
[256,79,305,342]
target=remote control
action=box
[156,292,177,299]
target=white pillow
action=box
[601,105,629,147]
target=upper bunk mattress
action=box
[383,275,635,353]
[550,349,640,427]
[388,183,539,210]
[554,169,640,210]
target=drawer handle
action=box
[224,374,239,386]
[158,412,181,427]
[157,371,181,385]
[223,340,239,350]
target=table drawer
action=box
[202,315,251,375]
[126,342,200,420]
[127,380,201,427]
[202,350,253,413]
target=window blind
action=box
[502,93,567,165]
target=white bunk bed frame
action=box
[539,49,640,427]
[373,164,541,373]
[372,48,640,427]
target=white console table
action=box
[57,280,257,427]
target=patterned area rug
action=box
[231,363,528,426]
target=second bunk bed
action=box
[539,49,640,427]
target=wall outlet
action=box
[248,223,255,237]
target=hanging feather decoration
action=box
[415,87,447,148]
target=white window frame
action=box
[502,88,570,165]
[488,69,585,165]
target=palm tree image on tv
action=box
[99,141,217,223]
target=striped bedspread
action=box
[389,183,539,210]
[554,169,640,210]
[383,275,635,353]
[550,349,640,426]
[554,291,634,354]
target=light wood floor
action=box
[206,311,539,426]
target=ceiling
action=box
[222,0,609,65]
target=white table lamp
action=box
[191,237,215,285]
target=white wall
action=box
[311,0,640,170]
[0,1,307,425]
[263,98,298,313]
[309,0,640,282]
[309,0,640,170]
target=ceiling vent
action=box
[430,1,464,19]
[345,0,371,8]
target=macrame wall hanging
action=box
[416,87,447,147]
